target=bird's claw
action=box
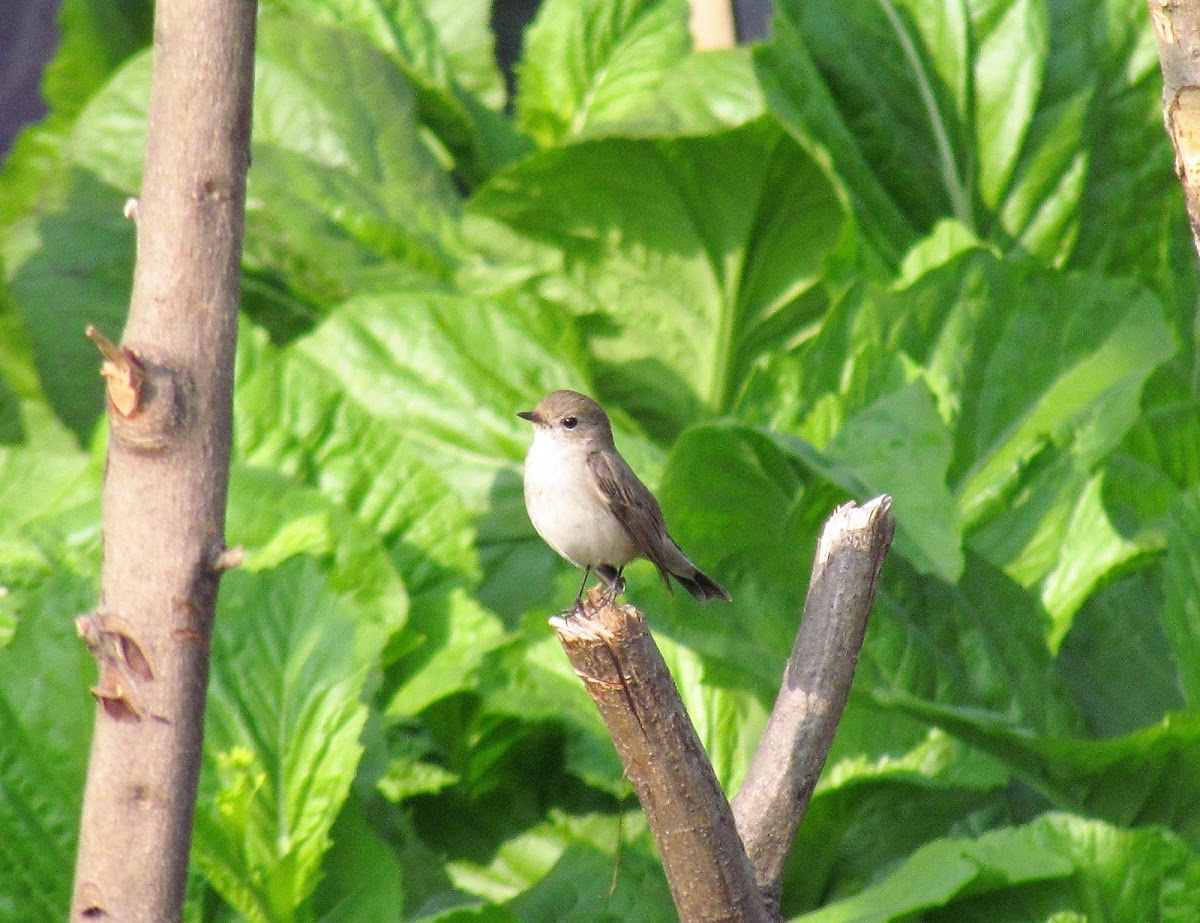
[600,575,626,606]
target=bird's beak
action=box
[517,410,542,425]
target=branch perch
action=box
[731,496,894,912]
[555,497,894,922]
[553,591,770,923]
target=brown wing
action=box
[587,449,676,591]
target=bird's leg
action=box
[597,566,626,605]
[572,566,593,614]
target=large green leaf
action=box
[266,0,504,106]
[444,810,674,922]
[1162,486,1200,706]
[759,0,1180,279]
[797,813,1198,923]
[1056,569,1185,738]
[72,13,464,298]
[0,0,151,231]
[881,692,1200,849]
[262,0,521,183]
[312,794,406,923]
[519,0,689,146]
[469,118,852,430]
[193,559,376,922]
[518,0,761,146]
[4,170,133,440]
[751,229,1175,632]
[226,465,409,657]
[233,322,481,601]
[0,561,98,921]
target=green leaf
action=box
[262,0,520,182]
[0,560,98,920]
[786,738,1011,912]
[312,793,406,923]
[518,0,760,145]
[753,8,915,263]
[71,12,464,309]
[1121,365,1200,492]
[761,0,1178,276]
[1056,569,1185,738]
[479,623,623,791]
[193,560,374,922]
[378,743,459,802]
[519,0,688,146]
[386,588,506,718]
[0,444,95,530]
[797,813,1198,923]
[5,170,133,440]
[880,695,1200,849]
[266,0,504,106]
[412,0,505,107]
[469,118,851,426]
[446,811,674,921]
[226,464,409,659]
[1060,1,1184,288]
[1163,486,1200,705]
[865,555,1085,740]
[649,423,819,690]
[292,291,584,505]
[956,274,1174,526]
[233,322,483,600]
[825,381,962,580]
[772,0,974,232]
[973,0,1050,210]
[1037,470,1152,648]
[659,637,767,794]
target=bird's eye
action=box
[562,416,578,430]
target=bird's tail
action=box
[673,567,731,602]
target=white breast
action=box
[523,432,641,569]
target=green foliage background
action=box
[2,0,1199,918]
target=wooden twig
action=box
[69,0,256,919]
[689,0,737,49]
[553,588,770,923]
[731,496,894,913]
[1148,0,1200,258]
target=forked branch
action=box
[554,496,894,921]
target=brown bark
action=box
[553,497,893,922]
[553,592,770,923]
[1148,0,1200,258]
[689,0,737,49]
[731,497,894,913]
[69,0,256,920]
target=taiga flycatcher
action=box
[518,390,731,607]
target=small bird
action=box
[518,389,731,608]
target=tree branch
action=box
[553,591,770,923]
[70,0,256,919]
[689,0,737,49]
[1148,0,1200,258]
[730,496,894,913]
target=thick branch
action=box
[553,591,770,923]
[731,497,894,913]
[70,0,255,920]
[689,0,736,49]
[1148,0,1200,258]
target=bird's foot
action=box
[599,574,626,606]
